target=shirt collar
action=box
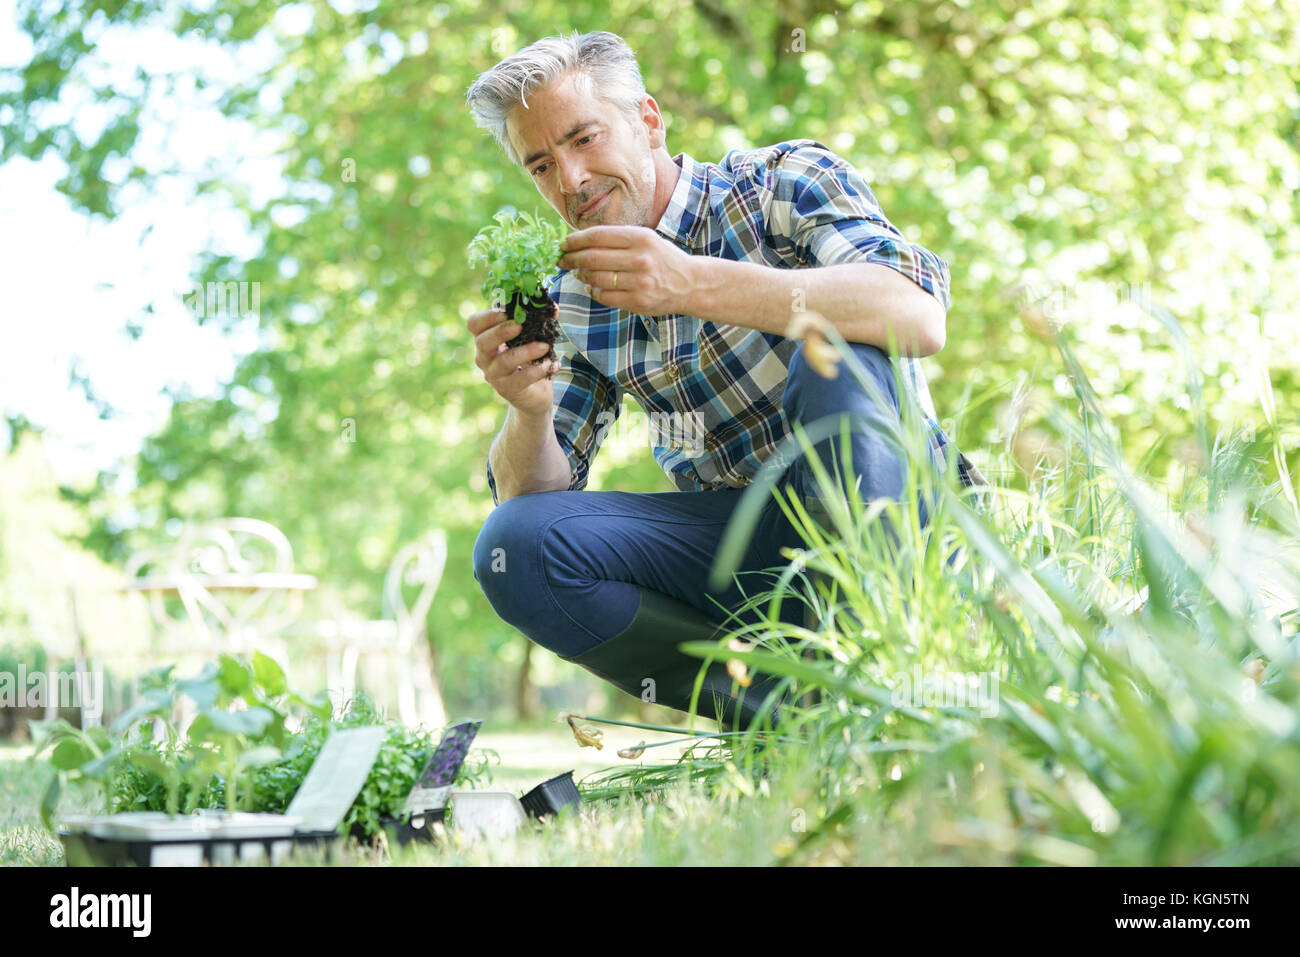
[653,151,708,251]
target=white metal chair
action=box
[296,530,449,729]
[121,517,317,671]
[120,518,318,732]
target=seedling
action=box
[32,653,333,827]
[466,207,568,365]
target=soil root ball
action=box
[506,292,559,367]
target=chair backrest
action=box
[380,529,448,651]
[124,518,307,648]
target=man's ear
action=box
[640,95,667,149]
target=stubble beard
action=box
[576,149,657,227]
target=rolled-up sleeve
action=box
[484,333,623,505]
[767,142,951,312]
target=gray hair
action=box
[465,30,648,167]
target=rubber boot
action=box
[560,585,792,731]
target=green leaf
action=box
[40,776,61,832]
[109,687,174,736]
[201,705,273,738]
[252,652,287,696]
[128,749,173,779]
[177,664,221,711]
[28,717,77,756]
[49,737,94,771]
[81,744,125,779]
[139,663,176,691]
[236,745,283,770]
[217,654,253,695]
[86,726,112,752]
[290,690,334,721]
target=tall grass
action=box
[596,304,1300,865]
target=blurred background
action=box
[0,0,1296,730]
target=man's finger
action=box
[474,319,520,356]
[488,340,551,380]
[467,309,507,335]
[561,225,640,252]
[559,247,634,272]
[496,358,558,402]
[495,320,523,344]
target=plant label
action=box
[286,726,387,833]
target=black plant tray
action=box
[59,828,344,867]
[519,771,581,819]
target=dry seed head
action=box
[725,637,753,687]
[565,714,604,749]
[786,310,840,379]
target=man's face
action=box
[506,70,660,230]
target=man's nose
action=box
[557,153,590,200]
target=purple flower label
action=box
[417,719,482,788]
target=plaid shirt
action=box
[486,138,983,505]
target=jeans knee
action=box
[785,339,898,426]
[843,341,898,413]
[472,495,538,612]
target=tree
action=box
[4,0,1297,715]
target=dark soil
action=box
[505,291,559,372]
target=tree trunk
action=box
[515,638,540,720]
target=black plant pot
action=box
[383,809,447,846]
[349,810,447,847]
[519,771,581,820]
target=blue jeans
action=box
[472,340,946,658]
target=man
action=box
[464,30,985,728]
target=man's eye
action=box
[532,163,548,176]
[577,134,594,145]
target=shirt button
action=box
[666,363,680,382]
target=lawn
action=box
[1,742,94,867]
[0,739,977,868]
[4,723,876,867]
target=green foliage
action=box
[248,693,497,838]
[466,207,569,321]
[659,312,1300,865]
[32,654,496,840]
[0,641,48,677]
[31,652,333,822]
[2,0,1296,721]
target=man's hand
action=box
[557,225,696,316]
[467,308,558,417]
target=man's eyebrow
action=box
[522,122,599,169]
